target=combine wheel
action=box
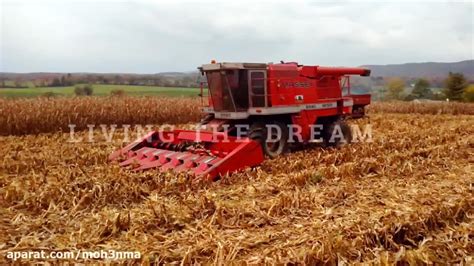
[352,106,365,118]
[249,121,289,158]
[323,119,352,147]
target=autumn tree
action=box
[386,78,405,100]
[51,78,62,87]
[463,84,474,102]
[410,78,432,99]
[14,78,24,88]
[113,75,123,85]
[444,72,467,101]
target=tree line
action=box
[1,71,473,102]
[383,72,473,102]
[0,73,201,88]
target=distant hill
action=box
[362,60,474,79]
[2,60,473,89]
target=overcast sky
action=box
[1,0,473,73]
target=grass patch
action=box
[0,84,205,98]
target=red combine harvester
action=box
[110,61,371,180]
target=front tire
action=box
[249,121,289,158]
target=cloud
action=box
[1,0,472,72]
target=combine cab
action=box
[110,61,371,180]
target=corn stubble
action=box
[0,97,473,264]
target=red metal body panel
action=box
[265,63,368,107]
[351,94,371,106]
[109,130,264,181]
[263,63,369,140]
[200,62,370,143]
[204,63,369,110]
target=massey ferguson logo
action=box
[282,81,311,88]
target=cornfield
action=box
[0,97,202,135]
[1,97,473,136]
[0,97,473,264]
[369,100,474,115]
